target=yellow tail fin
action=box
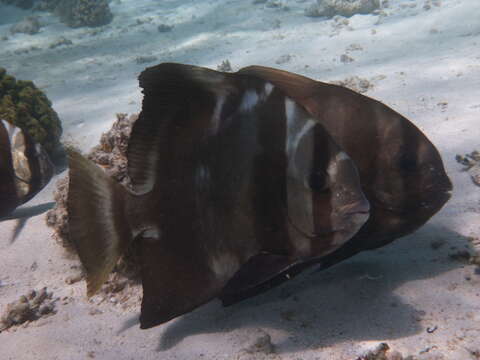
[67,149,132,297]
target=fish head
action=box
[0,119,54,206]
[8,121,33,199]
[369,113,452,235]
[235,65,452,260]
[13,128,54,202]
[285,101,369,256]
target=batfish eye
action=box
[308,170,329,192]
[398,153,418,172]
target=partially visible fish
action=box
[219,65,453,304]
[67,63,369,328]
[0,119,54,218]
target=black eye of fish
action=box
[308,171,329,192]
[398,153,418,172]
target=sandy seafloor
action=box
[0,0,480,359]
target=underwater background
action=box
[1,1,479,359]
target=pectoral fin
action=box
[219,253,307,306]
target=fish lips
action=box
[288,198,370,240]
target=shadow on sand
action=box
[2,202,55,243]
[121,224,475,353]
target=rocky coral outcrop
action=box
[55,0,113,28]
[9,16,41,35]
[47,114,138,274]
[330,76,372,93]
[355,343,413,360]
[33,0,113,28]
[306,0,380,18]
[0,0,36,9]
[32,0,59,12]
[456,150,480,187]
[1,288,57,332]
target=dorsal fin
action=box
[238,66,319,107]
[127,63,238,194]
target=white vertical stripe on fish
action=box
[1,119,20,145]
[2,121,33,198]
[264,82,274,98]
[285,97,316,177]
[239,90,259,112]
[195,163,211,188]
[285,97,315,256]
[210,94,226,134]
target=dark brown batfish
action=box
[220,65,453,304]
[67,63,369,328]
[0,119,54,218]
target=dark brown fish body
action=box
[0,119,54,218]
[67,63,369,328]
[220,66,452,302]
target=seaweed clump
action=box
[0,0,35,9]
[306,0,380,18]
[33,0,113,28]
[46,113,139,275]
[0,67,62,157]
[32,0,59,12]
[9,16,41,35]
[55,0,113,28]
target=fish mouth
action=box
[287,215,336,239]
[286,199,370,240]
[370,188,452,215]
[336,200,370,217]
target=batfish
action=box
[219,66,453,305]
[0,119,54,218]
[67,63,370,328]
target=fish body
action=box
[67,63,369,328]
[220,66,453,303]
[0,119,54,218]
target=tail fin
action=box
[67,149,133,297]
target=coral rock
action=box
[306,0,380,18]
[10,16,41,35]
[1,287,56,331]
[47,113,137,256]
[57,0,113,28]
[0,0,35,9]
[35,0,113,28]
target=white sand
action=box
[1,0,479,359]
